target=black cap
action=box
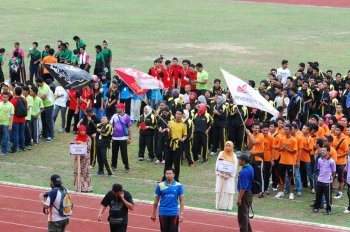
[238,154,249,163]
[51,174,62,186]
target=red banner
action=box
[115,69,148,95]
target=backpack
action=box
[252,180,261,194]
[53,187,73,217]
[15,97,27,117]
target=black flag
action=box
[43,63,93,90]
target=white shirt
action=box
[54,86,69,107]
[274,95,289,117]
[45,188,70,222]
[277,67,291,84]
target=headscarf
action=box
[76,125,88,142]
[198,95,206,105]
[197,103,207,117]
[172,89,179,98]
[182,109,190,122]
[217,96,225,108]
[221,141,235,163]
[144,105,152,118]
[189,92,198,104]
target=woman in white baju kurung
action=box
[215,141,238,210]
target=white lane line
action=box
[0,162,52,169]
[235,1,350,9]
[1,181,350,231]
[0,220,55,231]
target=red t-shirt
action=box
[180,68,190,88]
[160,69,173,89]
[11,97,27,123]
[148,67,159,79]
[69,90,78,110]
[187,70,197,90]
[79,89,93,111]
[170,65,182,83]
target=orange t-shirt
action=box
[272,132,282,160]
[332,135,349,165]
[263,134,274,162]
[278,128,285,137]
[316,127,325,139]
[298,135,314,162]
[322,125,330,135]
[42,56,58,74]
[250,133,264,161]
[278,136,298,165]
[329,147,337,162]
[335,113,344,122]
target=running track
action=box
[238,0,350,8]
[0,183,347,232]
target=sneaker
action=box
[274,192,284,198]
[108,175,116,178]
[289,193,294,200]
[311,188,315,194]
[125,168,130,173]
[138,157,144,161]
[95,172,104,176]
[46,137,53,142]
[209,152,216,156]
[26,145,32,150]
[324,210,332,215]
[59,128,65,133]
[343,209,350,214]
[147,158,154,162]
[312,209,319,213]
[333,192,343,199]
[201,160,208,165]
[161,160,165,164]
[0,153,6,156]
[113,167,118,171]
[154,160,161,164]
[272,188,278,191]
[297,192,302,197]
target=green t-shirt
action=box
[0,55,3,64]
[32,96,44,117]
[59,49,72,63]
[101,48,112,65]
[24,95,34,120]
[42,50,50,59]
[38,83,54,107]
[95,52,105,70]
[8,57,22,73]
[29,49,41,64]
[0,101,14,126]
[71,55,80,66]
[77,40,86,49]
[196,70,209,90]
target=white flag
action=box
[221,68,279,117]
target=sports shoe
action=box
[209,152,216,156]
[147,158,154,162]
[95,172,104,176]
[125,168,130,173]
[312,209,319,213]
[46,137,53,142]
[311,188,315,194]
[161,160,165,164]
[108,175,116,178]
[59,128,65,133]
[0,153,6,156]
[333,192,343,199]
[274,192,284,198]
[201,160,208,165]
[113,167,118,171]
[154,160,161,164]
[289,193,294,200]
[343,209,350,214]
[324,210,332,215]
[297,192,302,197]
[138,157,144,161]
[272,188,278,191]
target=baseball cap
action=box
[50,174,62,186]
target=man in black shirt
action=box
[98,183,134,232]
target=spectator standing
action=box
[102,40,112,80]
[53,83,69,133]
[9,51,21,83]
[12,42,26,83]
[10,87,27,153]
[65,89,79,134]
[93,82,104,120]
[194,63,208,96]
[73,36,86,49]
[106,80,119,119]
[130,94,141,123]
[151,168,184,232]
[0,92,14,155]
[137,106,157,162]
[27,42,41,82]
[98,183,134,232]
[22,86,33,149]
[94,45,105,78]
[119,82,132,115]
[78,46,90,72]
[0,48,5,83]
[41,48,57,82]
[237,154,254,232]
[30,87,43,144]
[277,60,291,85]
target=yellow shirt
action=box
[168,121,187,139]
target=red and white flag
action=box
[221,68,279,117]
[115,68,164,90]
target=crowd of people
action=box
[1,36,350,231]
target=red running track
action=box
[238,0,350,8]
[0,183,344,232]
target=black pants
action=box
[0,66,4,83]
[120,98,131,116]
[192,132,208,161]
[314,181,332,211]
[138,134,154,159]
[182,139,194,165]
[106,107,116,120]
[211,126,225,153]
[156,134,167,161]
[96,145,113,175]
[347,183,350,211]
[109,223,127,232]
[90,137,97,167]
[253,161,264,193]
[229,125,245,151]
[10,72,20,83]
[41,109,48,138]
[65,109,79,133]
[263,161,272,192]
[278,164,294,186]
[163,145,182,181]
[271,159,279,188]
[43,73,54,83]
[237,191,253,232]
[112,140,129,170]
[24,120,32,146]
[106,65,111,80]
[159,215,179,232]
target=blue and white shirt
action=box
[155,180,184,216]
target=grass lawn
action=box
[1,0,350,228]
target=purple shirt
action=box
[317,157,336,184]
[110,113,131,140]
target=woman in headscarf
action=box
[182,109,194,167]
[210,96,228,156]
[73,125,93,192]
[215,141,238,210]
[137,105,157,161]
[192,103,213,163]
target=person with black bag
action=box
[237,154,254,232]
[98,183,134,232]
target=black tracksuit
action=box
[228,104,248,151]
[96,123,113,175]
[211,103,228,153]
[138,114,157,159]
[192,112,213,162]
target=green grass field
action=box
[1,0,350,228]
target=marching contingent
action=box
[1,36,350,232]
